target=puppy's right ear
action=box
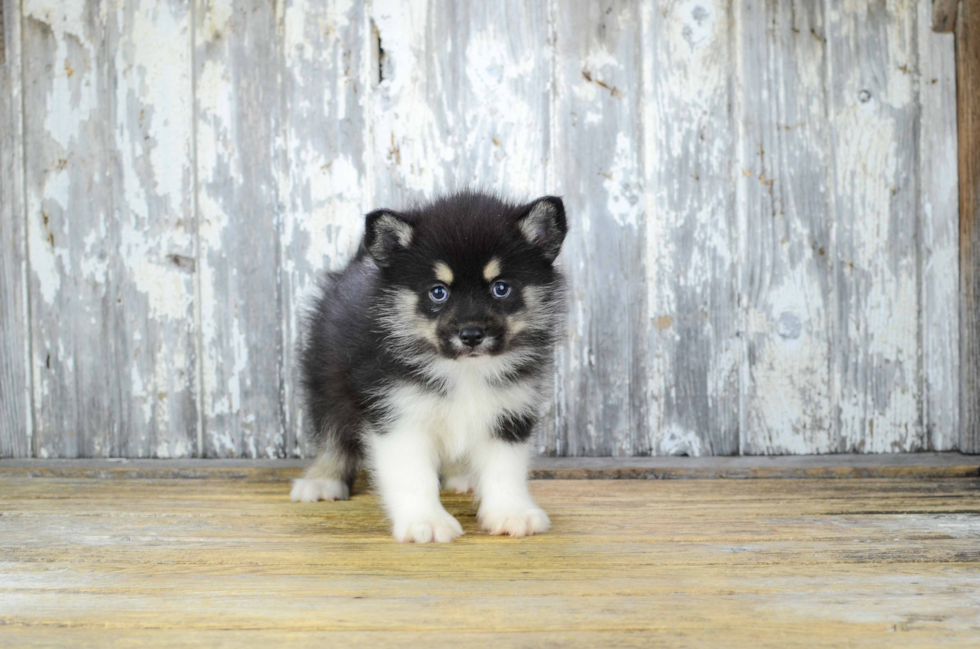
[517,196,566,262]
[364,209,414,267]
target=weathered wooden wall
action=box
[0,0,962,458]
[958,0,980,454]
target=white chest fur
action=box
[380,357,540,462]
[363,354,551,544]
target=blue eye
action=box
[492,281,511,299]
[429,285,449,303]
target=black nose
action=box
[459,326,485,348]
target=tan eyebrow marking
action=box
[483,257,502,282]
[433,261,454,285]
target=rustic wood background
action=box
[0,0,962,458]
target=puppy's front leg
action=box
[441,460,475,494]
[368,427,463,543]
[474,438,550,537]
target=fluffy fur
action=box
[292,191,567,543]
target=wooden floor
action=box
[1,470,979,647]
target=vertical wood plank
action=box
[736,0,834,454]
[0,0,32,457]
[196,0,284,457]
[9,0,964,459]
[958,0,980,454]
[550,0,646,456]
[279,0,370,458]
[642,0,740,456]
[829,0,923,452]
[23,0,113,457]
[22,0,197,458]
[918,0,959,450]
[369,0,550,206]
[109,0,198,457]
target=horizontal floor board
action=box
[0,453,977,480]
[0,476,978,647]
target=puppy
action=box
[291,191,567,543]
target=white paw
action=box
[290,478,349,503]
[444,475,474,494]
[392,510,464,543]
[480,507,550,538]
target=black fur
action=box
[493,412,537,443]
[299,191,567,478]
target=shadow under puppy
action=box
[292,191,567,543]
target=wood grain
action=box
[736,0,834,454]
[959,0,980,454]
[550,0,646,456]
[278,0,371,458]
[1,454,977,480]
[368,0,550,207]
[642,0,739,456]
[932,0,958,32]
[4,0,968,458]
[0,475,978,647]
[0,0,31,458]
[109,0,198,458]
[918,0,960,450]
[21,0,197,458]
[22,0,113,457]
[829,0,923,453]
[195,0,284,458]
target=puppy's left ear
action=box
[364,209,414,267]
[517,196,567,262]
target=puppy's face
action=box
[365,194,567,361]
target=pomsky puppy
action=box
[292,191,567,543]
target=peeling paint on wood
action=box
[737,0,834,455]
[279,0,370,458]
[368,0,550,207]
[111,0,198,458]
[3,0,965,458]
[196,0,283,458]
[830,0,924,453]
[23,0,112,458]
[918,0,959,450]
[550,0,647,457]
[0,0,31,458]
[22,0,197,458]
[642,0,740,456]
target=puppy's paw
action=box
[290,478,349,503]
[480,506,550,538]
[393,511,464,543]
[443,474,474,494]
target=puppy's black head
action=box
[365,192,567,361]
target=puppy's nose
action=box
[459,326,485,348]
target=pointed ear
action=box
[364,209,414,267]
[517,196,567,262]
